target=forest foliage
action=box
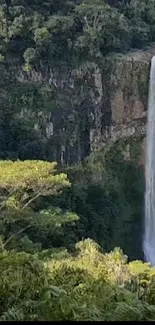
[1,229,155,320]
[0,0,153,162]
[0,0,154,67]
[0,157,148,321]
[0,0,153,321]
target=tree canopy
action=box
[0,0,154,67]
[0,160,79,250]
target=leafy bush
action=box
[1,238,155,321]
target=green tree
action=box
[0,160,79,249]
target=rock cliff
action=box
[16,45,155,165]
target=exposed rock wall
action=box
[16,46,155,165]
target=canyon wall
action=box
[16,46,155,165]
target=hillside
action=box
[0,0,154,162]
[0,0,154,321]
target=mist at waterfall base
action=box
[144,56,155,266]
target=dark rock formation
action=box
[15,45,155,165]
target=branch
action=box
[3,192,42,248]
[4,224,32,248]
[0,188,17,211]
[93,12,98,29]
[21,192,41,211]
[96,14,103,32]
[84,15,90,30]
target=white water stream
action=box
[144,56,155,265]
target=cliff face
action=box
[16,46,155,165]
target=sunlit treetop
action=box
[0,160,70,192]
[0,160,70,211]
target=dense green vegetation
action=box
[0,0,155,66]
[0,0,152,321]
[0,159,153,321]
[50,138,144,260]
[0,0,153,162]
[2,241,155,321]
[0,141,144,259]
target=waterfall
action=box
[144,56,155,266]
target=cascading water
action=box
[144,56,155,266]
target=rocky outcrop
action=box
[16,45,155,165]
